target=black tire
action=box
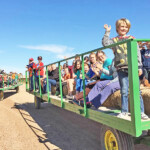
[34,96,41,109]
[15,86,19,93]
[63,84,68,97]
[0,91,4,101]
[100,125,134,150]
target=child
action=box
[26,58,36,91]
[0,74,3,88]
[12,72,16,85]
[74,60,82,94]
[84,56,90,64]
[140,42,150,83]
[102,18,148,119]
[15,73,18,84]
[80,63,96,91]
[35,56,44,91]
[62,67,71,82]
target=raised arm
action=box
[102,24,114,47]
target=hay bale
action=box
[102,90,121,109]
[63,84,68,97]
[102,87,150,115]
[51,85,56,95]
[141,87,150,115]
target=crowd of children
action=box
[27,18,150,120]
[0,71,22,88]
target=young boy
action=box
[26,58,36,91]
[102,18,148,119]
[141,42,150,83]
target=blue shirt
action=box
[141,49,150,69]
[100,58,113,80]
[85,68,95,79]
[75,70,81,79]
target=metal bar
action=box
[133,39,150,42]
[81,55,88,117]
[25,71,28,90]
[7,75,9,87]
[58,62,64,108]
[127,40,142,137]
[33,71,35,93]
[38,70,42,98]
[141,120,150,130]
[36,39,133,69]
[46,66,51,103]
[2,75,4,90]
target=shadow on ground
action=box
[4,91,17,99]
[12,102,150,150]
[13,102,101,150]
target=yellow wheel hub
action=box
[104,130,118,150]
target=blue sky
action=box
[0,0,150,74]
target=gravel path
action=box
[0,84,149,150]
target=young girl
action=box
[66,60,81,99]
[62,67,71,82]
[74,60,82,94]
[96,51,113,80]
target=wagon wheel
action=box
[0,90,4,101]
[63,84,68,97]
[34,96,41,109]
[100,125,134,150]
[15,86,19,93]
[51,85,56,95]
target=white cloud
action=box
[57,53,76,59]
[19,44,74,53]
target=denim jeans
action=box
[118,70,144,113]
[35,75,43,89]
[43,78,56,93]
[29,76,33,90]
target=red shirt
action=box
[68,65,74,79]
[36,62,44,76]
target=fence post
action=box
[38,70,42,98]
[46,66,51,103]
[81,55,88,117]
[58,62,64,108]
[127,39,142,137]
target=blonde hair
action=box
[89,52,96,58]
[116,18,131,34]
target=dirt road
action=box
[0,84,149,150]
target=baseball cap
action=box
[29,58,34,61]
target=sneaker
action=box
[141,113,149,120]
[117,112,128,118]
[66,95,74,100]
[79,100,92,108]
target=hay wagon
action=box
[26,39,150,150]
[0,73,23,101]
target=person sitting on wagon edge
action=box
[44,64,59,94]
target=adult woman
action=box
[96,51,113,80]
